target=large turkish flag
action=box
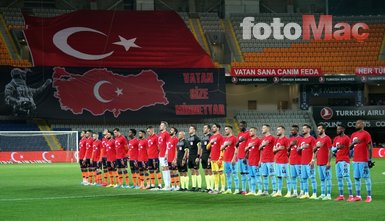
[23,10,214,68]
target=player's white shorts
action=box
[275,163,288,177]
[159,157,168,167]
[335,161,350,178]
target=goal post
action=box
[0,131,79,163]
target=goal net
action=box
[0,131,78,164]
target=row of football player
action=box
[77,120,373,202]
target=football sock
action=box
[327,179,332,195]
[311,176,317,195]
[302,178,308,193]
[365,178,372,196]
[321,179,326,195]
[250,175,256,193]
[176,174,180,187]
[355,178,361,196]
[241,172,247,192]
[209,175,214,190]
[263,176,268,192]
[337,177,344,195]
[132,173,138,186]
[162,171,167,187]
[345,176,353,196]
[277,177,283,192]
[109,171,114,185]
[271,176,277,192]
[205,175,210,189]
[191,175,197,188]
[233,170,239,190]
[157,172,162,187]
[214,174,219,190]
[225,172,231,190]
[150,172,155,185]
[220,173,226,191]
[184,175,190,189]
[180,176,185,189]
[197,174,202,188]
[103,169,108,183]
[166,170,171,188]
[286,178,291,193]
[118,170,123,185]
[256,176,262,192]
[123,170,129,185]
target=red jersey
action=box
[351,130,372,162]
[333,134,351,163]
[101,137,107,158]
[300,136,316,165]
[147,134,159,159]
[223,135,237,162]
[91,139,102,161]
[128,138,139,161]
[85,137,94,159]
[105,138,116,162]
[316,135,332,165]
[247,136,261,166]
[158,131,170,158]
[261,134,276,163]
[138,138,148,162]
[237,130,250,159]
[115,135,128,159]
[289,136,302,165]
[167,136,178,163]
[78,138,87,160]
[209,133,224,161]
[274,136,290,164]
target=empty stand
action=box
[235,110,314,134]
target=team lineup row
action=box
[78,120,374,202]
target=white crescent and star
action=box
[378,148,384,158]
[93,80,124,103]
[53,27,141,60]
[11,152,23,163]
[42,151,55,162]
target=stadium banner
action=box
[313,106,385,128]
[0,66,226,121]
[23,10,213,68]
[373,148,385,158]
[226,71,385,85]
[0,151,76,164]
[355,66,385,76]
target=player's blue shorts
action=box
[224,162,238,174]
[249,165,261,177]
[261,162,275,176]
[318,165,332,181]
[336,161,350,178]
[289,164,301,178]
[301,165,315,179]
[275,163,288,177]
[353,162,370,179]
[237,159,248,174]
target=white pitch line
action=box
[0,192,166,202]
[1,181,385,202]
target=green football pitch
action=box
[0,160,384,221]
